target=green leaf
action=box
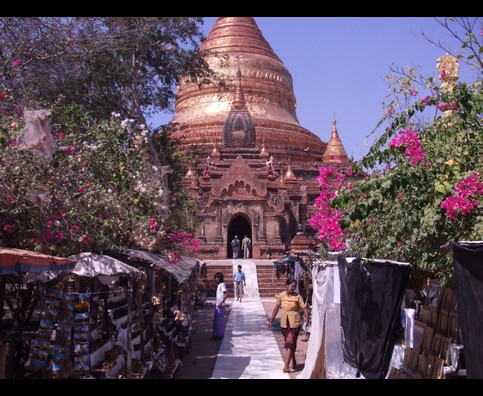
[434,181,449,194]
[381,179,391,190]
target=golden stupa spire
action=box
[285,154,297,180]
[232,57,246,110]
[260,139,269,157]
[322,116,349,164]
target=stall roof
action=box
[0,248,75,275]
[110,249,200,284]
[69,252,144,278]
[24,252,144,283]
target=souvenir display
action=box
[71,293,90,374]
[51,293,74,378]
[26,290,62,370]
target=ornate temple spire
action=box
[260,139,269,158]
[285,154,297,181]
[222,59,255,147]
[183,165,198,189]
[232,58,246,110]
[211,142,221,160]
[322,117,349,165]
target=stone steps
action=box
[195,261,287,299]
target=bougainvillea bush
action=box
[311,69,482,285]
[0,93,198,260]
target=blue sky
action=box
[158,17,481,161]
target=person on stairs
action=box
[233,264,246,302]
[231,235,240,259]
[267,277,310,373]
[241,234,251,259]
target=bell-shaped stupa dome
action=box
[171,17,326,159]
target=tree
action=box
[0,100,200,259]
[0,17,225,260]
[0,17,216,123]
[310,18,482,285]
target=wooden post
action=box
[0,277,6,322]
[126,277,133,379]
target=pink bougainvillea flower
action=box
[441,172,483,220]
[148,217,158,232]
[166,251,181,265]
[65,146,75,154]
[3,224,16,232]
[309,165,347,251]
[390,128,427,165]
[81,234,93,244]
[57,131,65,139]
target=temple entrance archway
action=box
[227,214,251,259]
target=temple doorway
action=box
[227,215,251,259]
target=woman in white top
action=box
[211,272,228,340]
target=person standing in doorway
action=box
[241,234,251,259]
[231,235,240,259]
[268,277,310,373]
[211,272,228,340]
[233,264,246,302]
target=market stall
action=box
[0,248,75,378]
[107,249,201,378]
[23,252,147,379]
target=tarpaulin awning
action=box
[112,249,199,284]
[0,248,75,275]
[70,252,144,278]
[273,256,296,265]
[24,252,144,284]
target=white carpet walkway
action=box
[210,259,290,379]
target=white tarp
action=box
[70,252,144,279]
[299,258,412,379]
[114,249,199,284]
[24,252,144,283]
[298,260,360,379]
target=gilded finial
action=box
[233,56,246,110]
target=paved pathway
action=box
[211,259,290,379]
